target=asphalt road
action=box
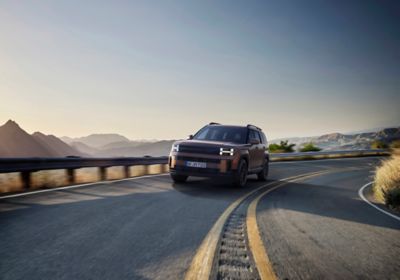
[0,157,399,279]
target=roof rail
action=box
[247,124,262,131]
[209,122,221,125]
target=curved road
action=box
[0,157,399,279]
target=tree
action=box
[300,142,322,152]
[269,140,296,153]
[371,140,388,149]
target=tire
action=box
[257,159,269,181]
[233,159,248,187]
[171,174,188,183]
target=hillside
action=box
[61,134,130,148]
[95,140,175,157]
[32,132,84,157]
[270,127,400,151]
[0,120,83,157]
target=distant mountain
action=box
[32,132,85,157]
[4,119,397,158]
[60,134,172,156]
[61,134,130,148]
[70,141,100,155]
[271,127,400,151]
[96,140,175,157]
[0,120,83,157]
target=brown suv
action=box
[169,123,269,187]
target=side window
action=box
[248,130,259,143]
[256,131,263,143]
[259,132,267,144]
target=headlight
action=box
[172,144,179,152]
[220,148,234,156]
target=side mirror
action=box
[249,139,260,145]
[188,135,194,140]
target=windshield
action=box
[193,126,247,144]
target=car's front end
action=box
[169,140,243,178]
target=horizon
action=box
[1,119,398,142]
[1,1,399,140]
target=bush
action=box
[371,140,388,149]
[390,140,400,149]
[269,140,296,153]
[385,188,400,209]
[373,154,400,210]
[300,142,322,152]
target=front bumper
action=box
[170,165,235,177]
[169,154,237,178]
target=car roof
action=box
[207,123,262,131]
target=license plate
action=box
[185,161,207,168]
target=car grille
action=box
[176,156,220,163]
[179,145,219,155]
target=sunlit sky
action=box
[1,0,399,140]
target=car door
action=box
[248,129,260,170]
[255,131,266,167]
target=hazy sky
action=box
[1,0,399,140]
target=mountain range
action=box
[270,127,400,151]
[0,120,399,157]
[0,120,174,157]
[0,120,83,157]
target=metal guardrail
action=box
[0,156,168,189]
[0,157,168,173]
[269,149,389,161]
[0,150,389,191]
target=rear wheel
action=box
[171,174,188,183]
[233,159,248,187]
[257,159,269,181]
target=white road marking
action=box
[358,182,400,222]
[270,156,383,165]
[0,173,169,200]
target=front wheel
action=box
[233,159,248,187]
[171,174,188,183]
[257,159,269,181]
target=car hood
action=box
[173,139,245,148]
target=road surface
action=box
[1,157,399,279]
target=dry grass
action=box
[75,167,99,183]
[0,172,23,193]
[373,149,400,209]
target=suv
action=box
[169,123,269,187]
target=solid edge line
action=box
[0,173,169,200]
[358,182,400,222]
[246,171,327,280]
[247,183,286,280]
[184,172,322,280]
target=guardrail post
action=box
[21,171,31,189]
[143,165,150,175]
[124,166,130,178]
[66,169,75,184]
[99,167,107,181]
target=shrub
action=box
[300,142,322,152]
[269,140,296,153]
[371,140,388,149]
[390,140,400,149]
[373,153,400,210]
